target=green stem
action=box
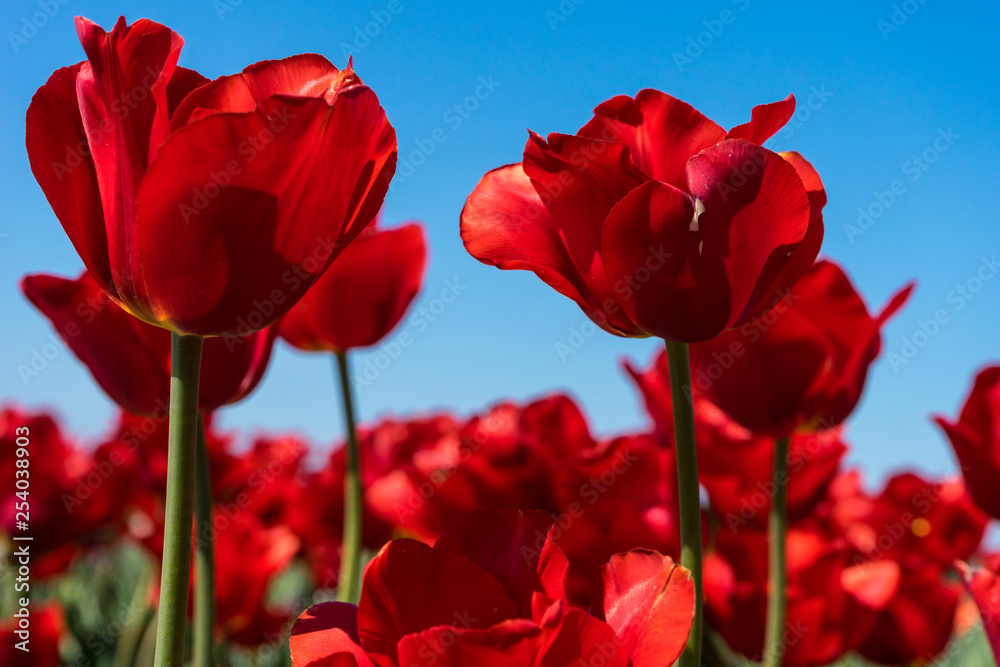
[763,436,790,667]
[335,350,363,603]
[153,333,204,667]
[193,414,216,667]
[665,340,703,667]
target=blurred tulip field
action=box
[2,1,1000,666]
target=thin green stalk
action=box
[153,333,204,667]
[665,340,703,667]
[193,414,216,667]
[763,436,791,667]
[335,350,363,603]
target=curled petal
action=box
[727,94,796,145]
[171,53,352,127]
[461,131,648,336]
[578,89,726,188]
[596,550,694,666]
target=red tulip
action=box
[858,565,963,665]
[625,351,846,531]
[290,413,463,587]
[689,260,913,436]
[959,555,1000,664]
[360,407,552,541]
[280,221,427,351]
[212,432,308,530]
[1,408,116,576]
[819,471,986,663]
[289,506,694,666]
[90,412,237,554]
[696,400,847,532]
[329,396,679,608]
[26,17,396,336]
[205,513,300,647]
[935,365,1000,519]
[704,526,900,666]
[21,271,276,415]
[829,472,986,573]
[0,602,64,667]
[461,91,823,342]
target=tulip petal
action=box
[396,619,542,666]
[21,271,169,415]
[727,94,796,145]
[936,417,1000,518]
[686,139,812,332]
[199,326,277,411]
[747,151,825,315]
[596,550,694,666]
[280,223,426,351]
[26,62,113,294]
[435,506,567,615]
[74,17,185,313]
[171,53,351,128]
[134,86,396,335]
[578,89,726,188]
[598,179,709,340]
[290,602,375,667]
[357,539,519,663]
[537,607,629,666]
[166,66,209,116]
[22,271,276,414]
[460,132,647,336]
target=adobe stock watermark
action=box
[843,126,959,244]
[545,0,587,30]
[178,106,295,223]
[8,0,71,53]
[337,0,405,60]
[878,0,930,41]
[17,279,119,385]
[723,421,839,533]
[408,611,479,664]
[212,0,244,20]
[48,66,165,183]
[555,245,673,362]
[888,254,999,372]
[353,278,469,390]
[847,480,952,568]
[389,75,501,190]
[391,408,512,523]
[680,288,801,399]
[521,447,640,562]
[61,399,170,515]
[225,233,344,338]
[673,0,752,72]
[770,85,835,148]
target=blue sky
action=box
[1,0,998,485]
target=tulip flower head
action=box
[461,91,824,342]
[27,16,397,336]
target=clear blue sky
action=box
[2,0,998,485]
